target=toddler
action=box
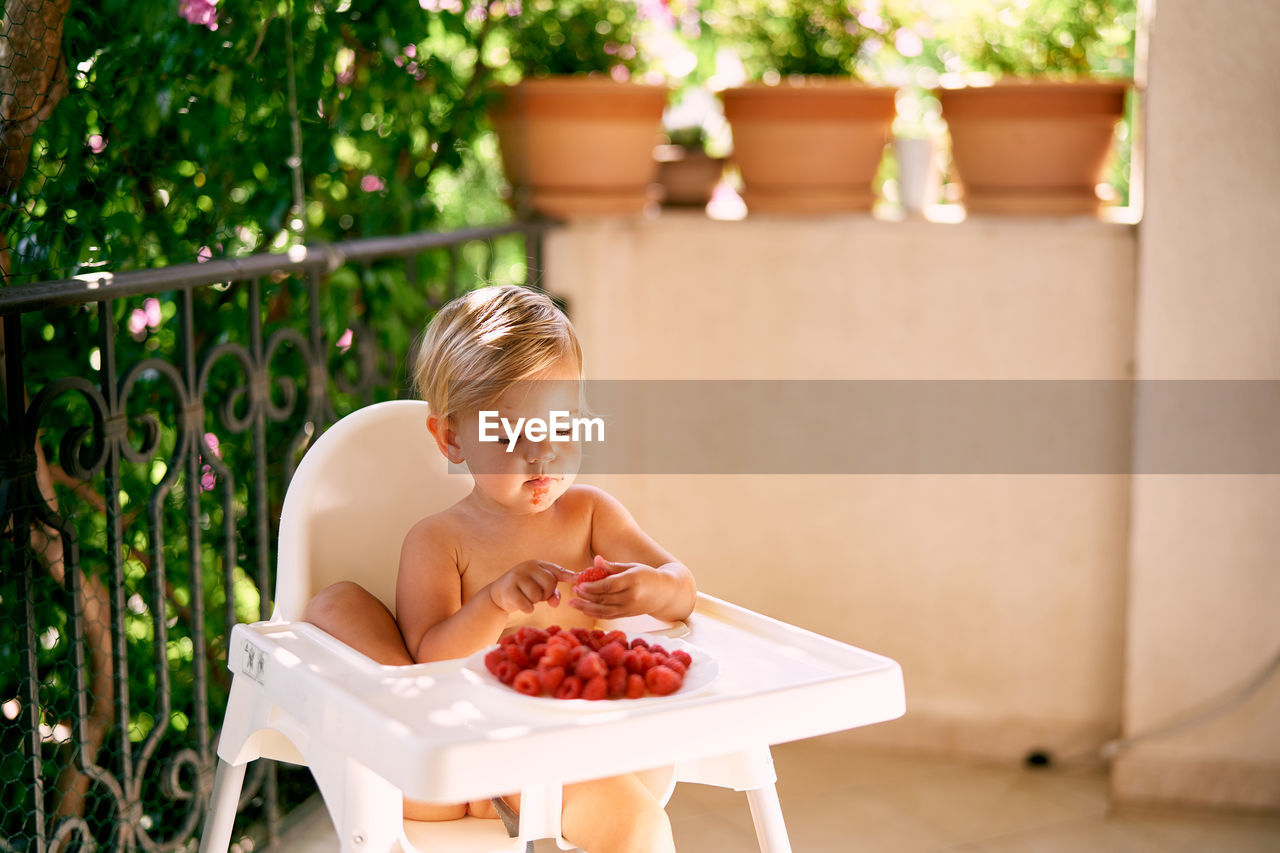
[303,284,696,853]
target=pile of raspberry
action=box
[484,625,693,700]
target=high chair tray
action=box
[224,592,904,803]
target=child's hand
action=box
[487,560,577,614]
[569,555,674,620]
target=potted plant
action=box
[914,0,1137,215]
[705,0,900,213]
[487,0,671,218]
[653,122,728,208]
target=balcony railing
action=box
[0,221,546,852]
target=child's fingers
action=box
[516,577,549,611]
[567,597,619,619]
[575,585,630,606]
[543,562,579,583]
[591,555,637,575]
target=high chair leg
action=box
[199,759,247,853]
[745,784,792,853]
[307,749,403,853]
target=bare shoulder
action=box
[400,504,466,568]
[566,483,633,519]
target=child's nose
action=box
[525,440,556,464]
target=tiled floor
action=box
[278,732,1280,851]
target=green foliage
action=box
[6,0,512,288]
[500,0,652,79]
[1,1,538,844]
[702,0,899,81]
[889,0,1138,79]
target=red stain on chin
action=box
[530,484,549,505]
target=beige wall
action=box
[548,215,1138,761]
[1113,0,1280,810]
[541,0,1280,814]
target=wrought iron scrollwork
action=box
[0,223,542,852]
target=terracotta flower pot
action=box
[936,79,1129,215]
[489,78,669,218]
[721,81,897,214]
[654,144,726,208]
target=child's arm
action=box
[396,517,575,663]
[569,486,697,623]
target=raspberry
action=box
[671,650,692,668]
[570,627,592,644]
[575,651,607,681]
[577,566,609,584]
[555,675,582,700]
[664,658,687,678]
[499,634,518,647]
[515,626,548,647]
[587,629,608,651]
[621,649,645,674]
[547,632,577,649]
[607,666,629,698]
[625,672,646,699]
[484,649,505,675]
[582,674,608,701]
[602,630,627,647]
[513,669,542,696]
[650,644,668,657]
[546,625,562,635]
[538,664,566,694]
[504,645,530,668]
[541,643,571,668]
[645,664,683,696]
[493,660,521,685]
[629,637,649,650]
[599,640,627,668]
[529,642,548,663]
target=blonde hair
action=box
[413,285,583,421]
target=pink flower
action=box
[360,174,386,192]
[179,0,220,31]
[128,309,148,338]
[895,29,923,58]
[143,297,162,328]
[336,328,354,353]
[638,0,674,27]
[200,433,221,491]
[88,134,107,154]
[196,246,212,263]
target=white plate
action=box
[460,633,718,712]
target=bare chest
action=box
[456,507,597,631]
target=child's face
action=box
[451,356,583,514]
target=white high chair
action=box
[200,400,906,853]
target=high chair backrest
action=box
[272,400,473,621]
